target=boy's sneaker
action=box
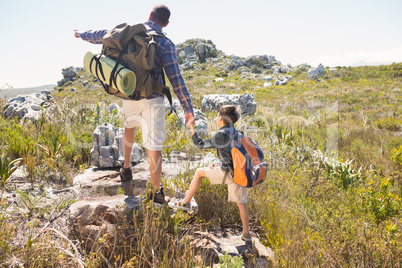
[177,202,191,211]
[241,233,252,243]
[120,166,132,182]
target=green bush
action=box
[390,145,402,166]
[361,178,402,224]
[375,117,402,132]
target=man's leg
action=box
[148,150,162,191]
[123,127,136,168]
[183,168,205,203]
[236,202,250,235]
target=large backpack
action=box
[222,128,268,188]
[89,23,173,104]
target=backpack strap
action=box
[221,171,228,187]
[220,127,237,187]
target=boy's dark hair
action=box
[151,4,171,25]
[219,105,240,125]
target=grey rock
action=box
[262,76,273,81]
[202,92,257,116]
[275,75,293,86]
[177,108,208,136]
[190,229,274,267]
[62,66,77,78]
[91,123,142,168]
[184,45,196,55]
[307,63,325,79]
[165,98,182,113]
[69,194,142,225]
[72,167,148,196]
[108,103,122,114]
[2,91,55,121]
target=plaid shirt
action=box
[80,20,193,114]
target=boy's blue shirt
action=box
[192,124,236,174]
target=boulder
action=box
[262,76,273,81]
[275,75,293,86]
[202,92,257,116]
[164,99,208,137]
[307,63,325,79]
[164,98,182,114]
[2,90,55,121]
[190,229,274,267]
[72,166,148,196]
[178,108,208,137]
[62,66,77,79]
[69,194,142,225]
[90,123,142,168]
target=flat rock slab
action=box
[72,166,149,196]
[72,159,195,196]
[69,194,142,225]
[192,229,274,267]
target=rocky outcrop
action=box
[165,99,208,136]
[190,229,274,267]
[2,90,55,121]
[178,109,208,136]
[202,92,257,116]
[275,75,293,86]
[90,123,143,168]
[307,63,325,79]
[57,66,84,87]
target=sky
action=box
[1,0,401,88]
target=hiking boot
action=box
[241,233,252,243]
[147,186,167,205]
[119,166,132,182]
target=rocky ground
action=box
[4,154,274,267]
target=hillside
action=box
[0,39,401,267]
[0,84,56,99]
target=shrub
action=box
[390,145,402,166]
[0,154,23,194]
[361,178,402,224]
[326,160,362,190]
[375,117,402,132]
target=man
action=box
[74,4,195,204]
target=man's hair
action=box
[151,4,170,25]
[219,105,240,125]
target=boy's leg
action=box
[236,202,250,235]
[183,168,206,203]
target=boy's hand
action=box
[74,30,81,38]
[209,163,219,169]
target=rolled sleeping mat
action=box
[83,51,136,96]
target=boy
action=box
[182,105,251,242]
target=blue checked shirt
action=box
[80,20,193,114]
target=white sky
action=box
[1,0,401,88]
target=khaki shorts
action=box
[122,97,165,151]
[203,166,248,203]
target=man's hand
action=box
[74,30,81,38]
[185,112,196,135]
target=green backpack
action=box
[90,22,173,105]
